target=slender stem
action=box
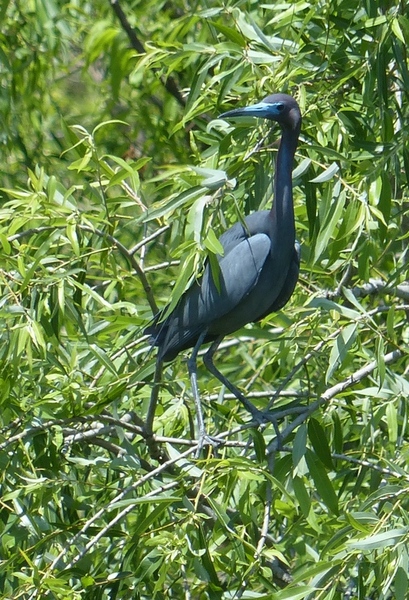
[188,329,210,454]
[145,357,163,437]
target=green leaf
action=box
[348,527,408,550]
[386,400,397,444]
[326,323,357,382]
[308,418,333,470]
[203,229,224,254]
[89,344,117,376]
[292,424,307,468]
[391,17,405,43]
[190,166,228,190]
[313,186,346,262]
[251,429,266,462]
[0,233,11,254]
[142,187,206,222]
[310,162,339,183]
[305,449,339,515]
[395,566,408,600]
[292,476,311,518]
[208,21,246,46]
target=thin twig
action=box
[129,225,170,255]
[145,260,180,272]
[332,452,409,480]
[144,357,166,459]
[328,278,409,301]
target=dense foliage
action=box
[0,0,408,598]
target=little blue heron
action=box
[146,93,302,444]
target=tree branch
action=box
[327,278,409,301]
[267,348,404,454]
[110,0,185,107]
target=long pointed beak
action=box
[219,101,271,120]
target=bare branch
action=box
[332,452,409,480]
[327,278,409,301]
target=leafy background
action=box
[0,0,408,598]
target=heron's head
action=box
[220,93,301,131]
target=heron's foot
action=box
[244,403,277,426]
[255,409,284,449]
[195,431,225,458]
[247,407,269,425]
[245,407,283,441]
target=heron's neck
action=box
[271,126,299,243]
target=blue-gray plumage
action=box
[146,93,301,427]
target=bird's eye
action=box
[276,103,285,112]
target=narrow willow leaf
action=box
[68,150,92,172]
[89,344,117,376]
[386,401,397,444]
[251,429,266,462]
[92,119,128,134]
[331,412,343,454]
[166,445,202,477]
[73,281,113,309]
[310,162,339,183]
[269,585,317,599]
[326,323,357,382]
[360,485,403,510]
[293,475,310,517]
[313,189,345,262]
[292,424,307,467]
[305,449,339,515]
[342,286,369,315]
[392,17,405,43]
[186,195,208,243]
[292,157,311,178]
[387,305,396,341]
[208,21,246,46]
[308,418,333,470]
[204,228,224,255]
[348,527,408,550]
[163,252,196,316]
[29,321,46,352]
[142,187,205,223]
[0,233,11,254]
[375,336,386,388]
[346,512,373,534]
[66,223,80,256]
[395,566,408,600]
[186,67,209,112]
[190,166,228,190]
[207,251,221,293]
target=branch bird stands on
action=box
[145,93,302,451]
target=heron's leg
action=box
[187,329,213,455]
[203,337,266,422]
